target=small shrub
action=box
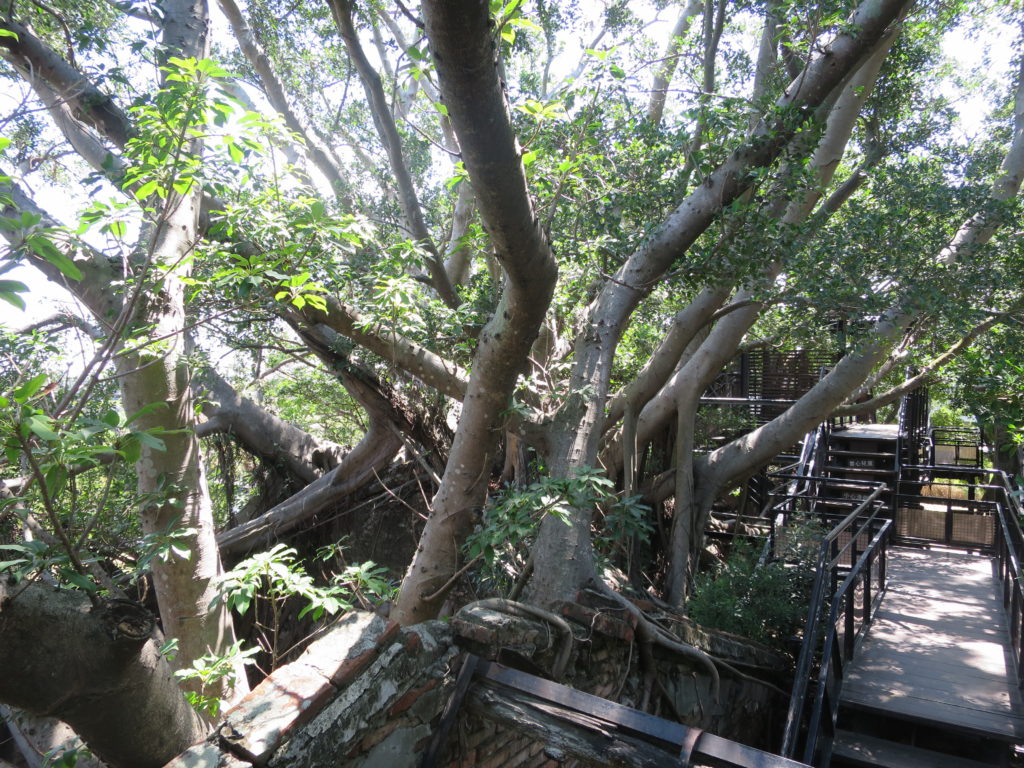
[687,521,822,650]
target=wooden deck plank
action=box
[839,547,1024,742]
[833,729,997,768]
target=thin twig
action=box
[422,554,482,603]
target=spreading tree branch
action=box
[327,0,460,308]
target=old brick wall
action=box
[163,601,790,768]
[441,596,789,767]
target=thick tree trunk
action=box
[0,582,205,768]
[112,0,249,701]
[1,184,244,699]
[394,0,558,624]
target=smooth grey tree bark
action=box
[0,581,205,768]
[394,0,558,624]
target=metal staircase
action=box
[773,388,1024,768]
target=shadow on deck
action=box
[834,546,1024,767]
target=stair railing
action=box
[779,482,891,766]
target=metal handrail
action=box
[801,519,892,766]
[765,472,881,540]
[779,482,888,760]
[782,464,1024,765]
[990,471,1024,687]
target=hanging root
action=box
[471,597,575,681]
[590,581,722,703]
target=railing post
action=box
[831,538,839,596]
[880,535,887,590]
[845,586,856,660]
[864,551,873,624]
[945,496,954,547]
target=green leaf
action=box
[27,236,83,281]
[135,179,159,199]
[44,464,69,497]
[60,568,98,593]
[172,177,195,195]
[0,29,18,41]
[124,401,165,425]
[105,220,127,238]
[26,414,59,441]
[133,430,166,452]
[14,374,48,403]
[120,435,141,463]
[0,279,28,311]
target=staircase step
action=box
[824,466,896,476]
[815,481,885,491]
[828,450,897,458]
[832,730,998,768]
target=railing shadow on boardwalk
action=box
[769,460,1024,767]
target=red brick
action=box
[480,745,511,768]
[377,619,401,646]
[556,601,635,642]
[359,722,399,752]
[388,678,440,716]
[328,647,380,688]
[219,662,334,762]
[507,741,536,766]
[465,723,494,750]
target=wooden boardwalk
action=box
[840,547,1024,742]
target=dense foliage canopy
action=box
[1,0,1023,762]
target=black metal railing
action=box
[779,465,1024,767]
[776,479,891,766]
[929,425,984,469]
[893,469,998,550]
[800,516,891,767]
[993,472,1024,689]
[764,472,882,546]
[897,386,930,470]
